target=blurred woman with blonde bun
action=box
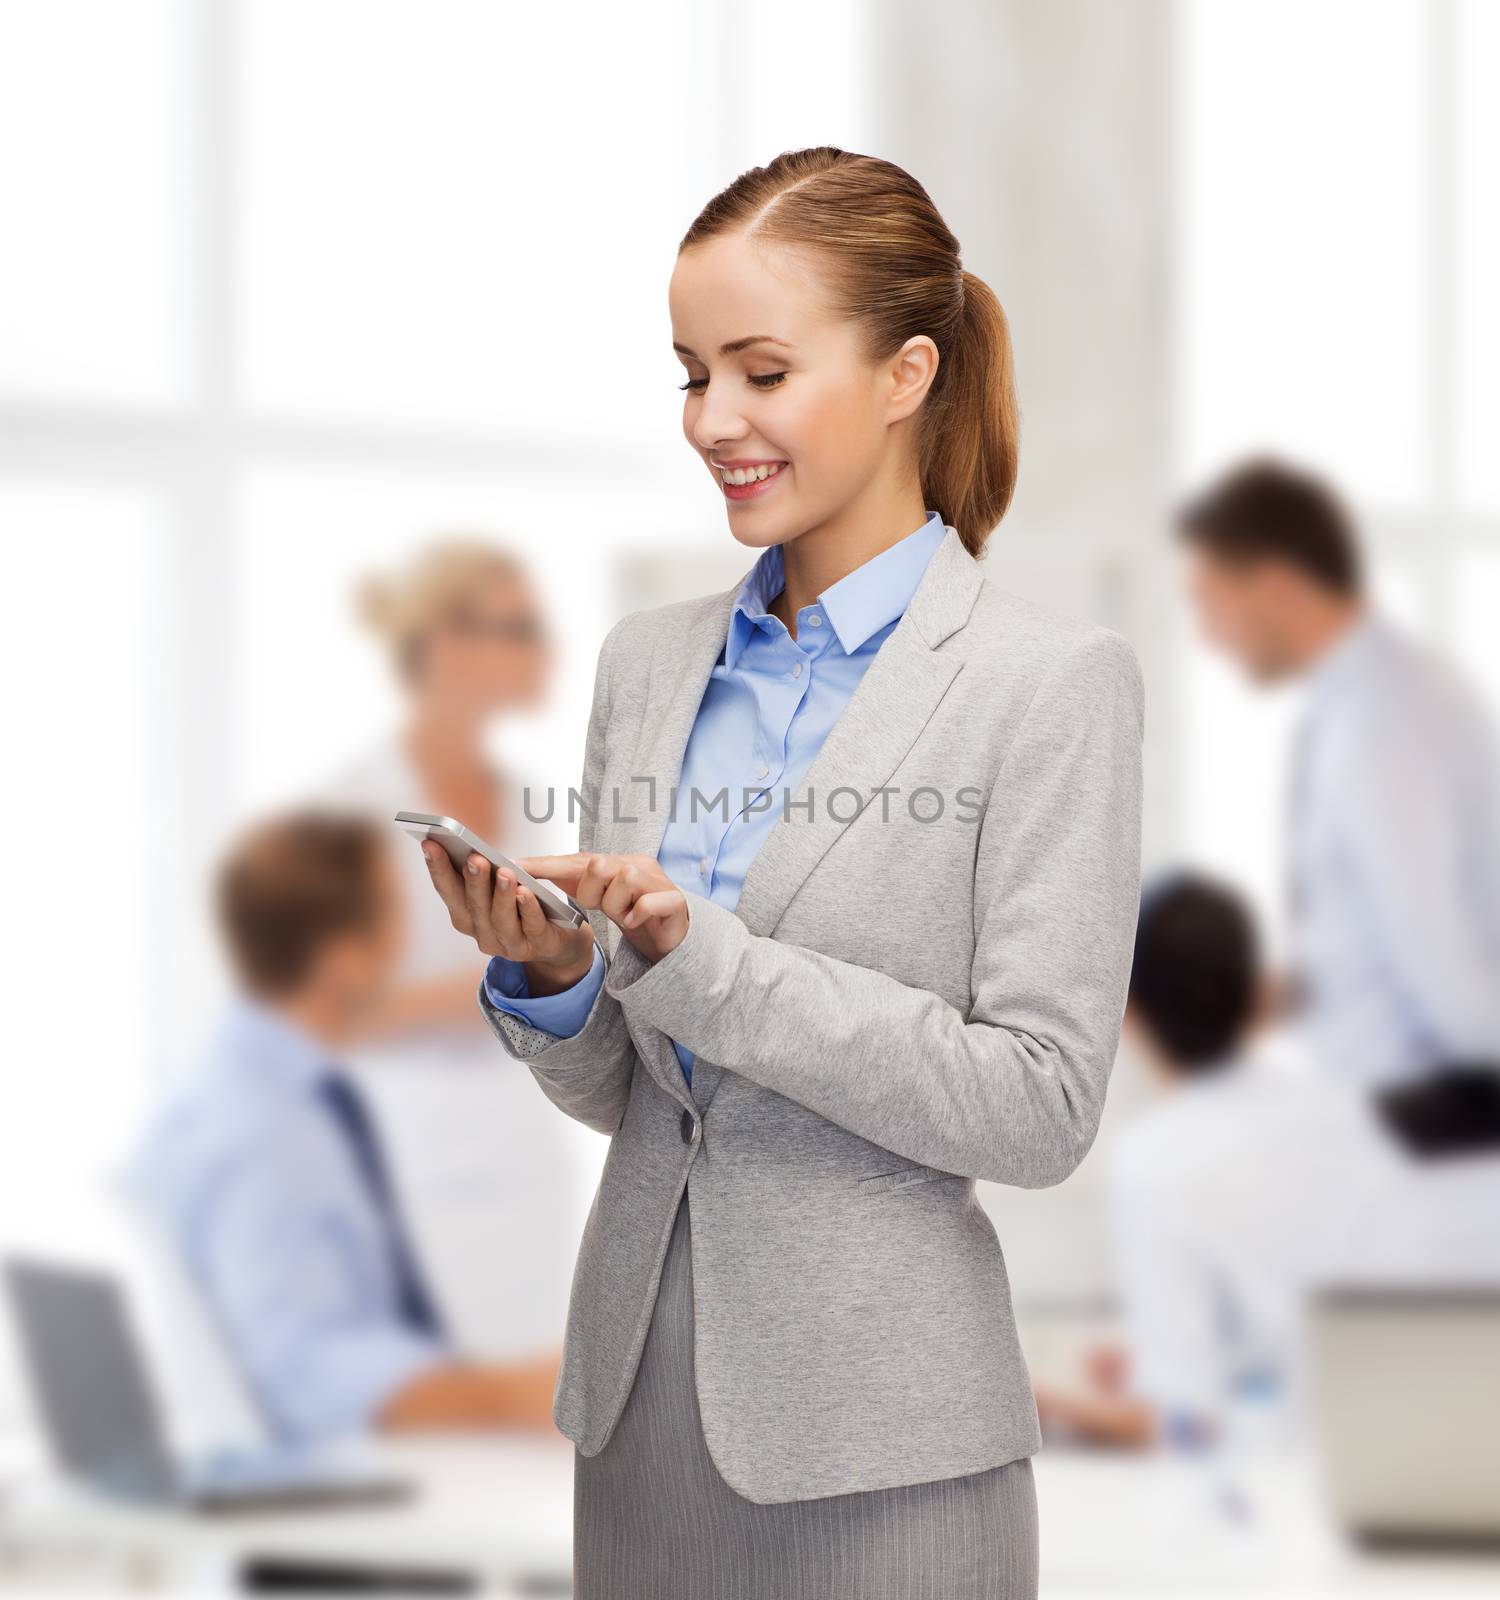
[320,535,591,1387]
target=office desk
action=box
[3,1433,1498,1595]
[0,1433,576,1594]
[1033,1449,1500,1595]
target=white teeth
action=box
[721,462,785,486]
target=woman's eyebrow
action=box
[673,335,795,358]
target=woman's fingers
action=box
[513,883,551,944]
[556,855,640,922]
[515,853,629,909]
[623,887,681,927]
[599,861,644,926]
[461,852,499,948]
[489,869,525,950]
[501,851,686,963]
[491,868,573,961]
[423,843,474,935]
[424,843,589,962]
[515,854,588,891]
[510,852,675,940]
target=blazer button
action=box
[680,1107,697,1144]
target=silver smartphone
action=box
[394,811,586,930]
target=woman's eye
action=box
[677,373,788,393]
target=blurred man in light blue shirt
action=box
[129,811,561,1446]
[1175,457,1500,1088]
[481,508,950,1075]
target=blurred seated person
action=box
[128,809,561,1447]
[1034,870,1500,1452]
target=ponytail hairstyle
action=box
[679,146,1019,557]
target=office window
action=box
[1174,0,1428,509]
[1453,549,1500,715]
[1456,0,1500,514]
[1172,0,1500,948]
[0,485,163,1226]
[0,0,189,405]
[239,0,702,435]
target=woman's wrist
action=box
[522,942,595,996]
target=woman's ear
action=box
[886,335,940,419]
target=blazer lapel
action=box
[608,587,740,1110]
[613,525,984,1114]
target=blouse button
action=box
[808,612,823,627]
[791,661,803,678]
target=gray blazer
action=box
[479,523,1145,1504]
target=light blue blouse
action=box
[484,509,948,1087]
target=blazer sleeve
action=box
[603,627,1146,1187]
[476,615,645,1138]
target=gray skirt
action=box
[573,1189,1039,1600]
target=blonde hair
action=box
[357,536,528,684]
[680,147,1020,557]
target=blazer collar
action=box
[610,522,984,1112]
[725,509,948,669]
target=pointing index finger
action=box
[515,853,591,889]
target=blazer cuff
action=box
[483,944,605,1038]
[479,929,653,1062]
[603,892,740,1036]
[478,988,569,1060]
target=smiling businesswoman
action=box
[419,146,1144,1599]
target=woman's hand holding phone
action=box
[421,846,690,993]
[421,844,595,995]
[521,853,690,965]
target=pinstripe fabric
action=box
[573,1191,1040,1599]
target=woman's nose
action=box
[692,405,748,455]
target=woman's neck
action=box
[773,485,929,629]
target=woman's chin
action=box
[727,524,798,553]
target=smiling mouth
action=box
[715,461,788,486]
[718,463,789,502]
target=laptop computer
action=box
[3,1256,414,1515]
[1308,1285,1500,1548]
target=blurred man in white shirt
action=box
[1175,456,1500,1089]
[1035,871,1500,1451]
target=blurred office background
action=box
[2,0,1498,1593]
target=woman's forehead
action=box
[670,238,830,338]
